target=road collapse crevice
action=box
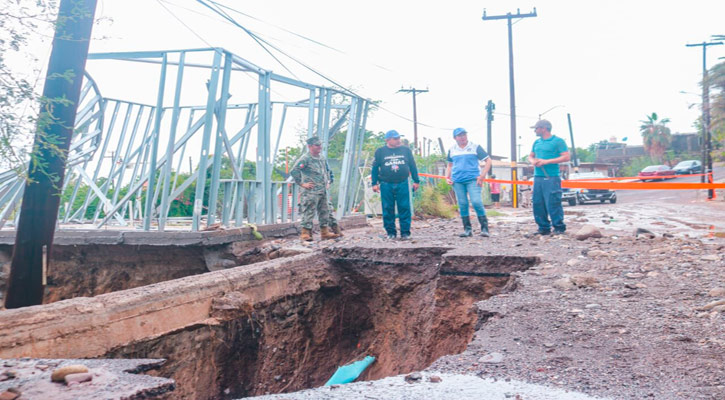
[0,245,538,399]
[100,246,538,399]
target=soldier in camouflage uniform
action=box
[290,136,340,241]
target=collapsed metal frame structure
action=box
[0,47,370,231]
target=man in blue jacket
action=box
[445,127,492,237]
[371,130,420,239]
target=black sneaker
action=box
[552,230,566,236]
[386,234,397,240]
[400,234,411,240]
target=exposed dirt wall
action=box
[101,246,534,399]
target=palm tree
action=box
[639,113,671,162]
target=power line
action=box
[196,0,300,80]
[208,1,394,73]
[156,0,215,47]
[168,1,451,134]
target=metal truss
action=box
[0,48,370,231]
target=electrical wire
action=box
[209,1,394,73]
[166,0,451,133]
[196,0,301,80]
[155,0,215,48]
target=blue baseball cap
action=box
[453,127,467,137]
[384,130,401,139]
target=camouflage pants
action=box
[300,191,331,229]
[327,198,338,226]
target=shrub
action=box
[620,155,660,177]
[414,185,456,219]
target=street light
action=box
[538,105,565,120]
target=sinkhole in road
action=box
[103,246,538,399]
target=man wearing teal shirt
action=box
[528,119,570,235]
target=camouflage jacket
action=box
[290,153,330,195]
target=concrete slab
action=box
[0,358,174,400]
[0,214,368,246]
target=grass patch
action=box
[414,185,456,219]
[486,209,507,217]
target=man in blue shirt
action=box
[445,127,492,237]
[528,119,570,236]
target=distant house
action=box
[671,133,701,153]
[595,145,646,164]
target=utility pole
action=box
[567,113,579,173]
[482,8,537,208]
[686,40,722,200]
[5,0,98,308]
[485,100,495,170]
[437,137,446,156]
[398,87,428,154]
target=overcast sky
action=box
[47,0,725,159]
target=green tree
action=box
[706,60,725,160]
[574,147,596,163]
[639,113,671,162]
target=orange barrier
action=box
[417,172,725,190]
[568,173,708,181]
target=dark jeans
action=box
[380,181,411,236]
[532,176,566,233]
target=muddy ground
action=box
[258,199,725,400]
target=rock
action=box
[585,303,601,309]
[574,225,603,241]
[404,372,423,383]
[712,305,725,313]
[566,259,579,267]
[625,273,644,279]
[571,274,600,288]
[700,254,721,262]
[553,278,575,290]
[708,287,725,297]
[428,375,442,383]
[634,228,656,239]
[479,352,505,364]
[64,372,92,385]
[662,232,675,238]
[698,299,725,311]
[0,391,19,400]
[51,365,89,382]
[587,250,609,258]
